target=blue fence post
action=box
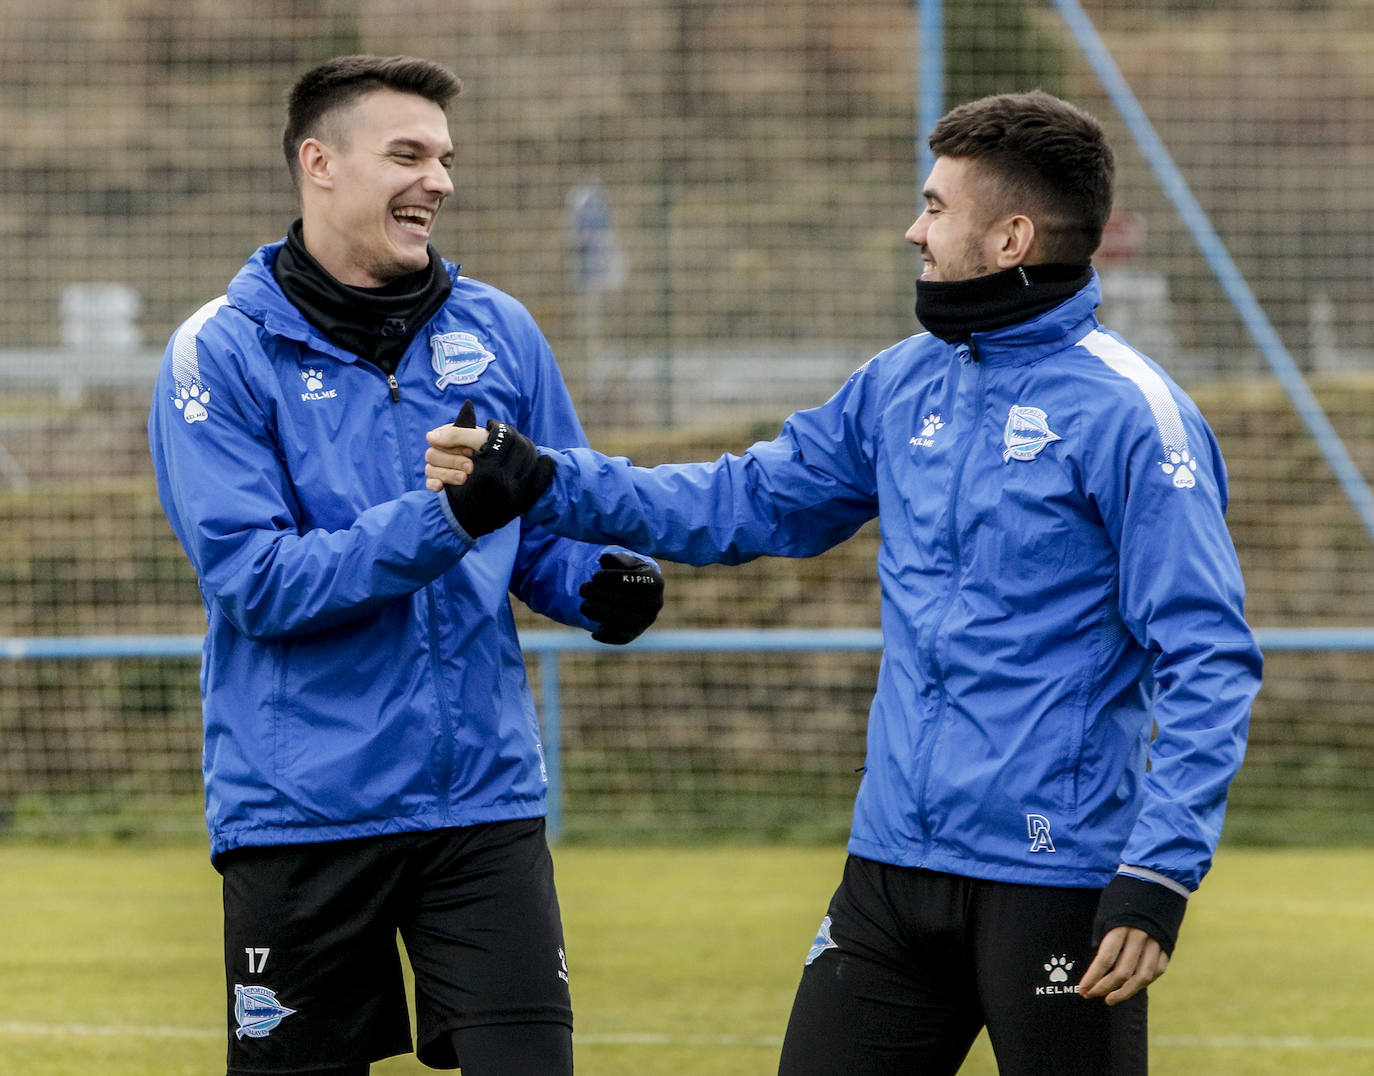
[916,0,943,189]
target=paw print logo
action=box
[1045,955,1074,983]
[921,413,945,437]
[174,382,210,424]
[1161,449,1197,489]
[301,369,325,392]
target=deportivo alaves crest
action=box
[431,331,496,389]
[233,984,296,1039]
[1003,405,1061,462]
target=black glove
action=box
[444,400,555,539]
[580,552,665,645]
[1091,873,1188,956]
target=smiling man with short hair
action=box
[426,90,1261,1076]
[149,54,664,1076]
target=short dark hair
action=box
[282,55,462,188]
[928,90,1114,264]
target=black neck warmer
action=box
[272,219,452,374]
[915,263,1093,344]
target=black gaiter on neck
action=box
[915,263,1092,344]
[272,219,452,375]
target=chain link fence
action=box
[1,0,1371,842]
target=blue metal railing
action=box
[4,627,1373,838]
[8,625,1372,663]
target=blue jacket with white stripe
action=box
[149,239,626,859]
[529,272,1260,892]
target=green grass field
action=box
[1,843,1371,1075]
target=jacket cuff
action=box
[435,488,478,546]
[523,449,563,526]
[1092,870,1189,955]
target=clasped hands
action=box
[426,401,663,645]
[425,400,553,538]
[423,407,486,489]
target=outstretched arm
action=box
[426,381,881,567]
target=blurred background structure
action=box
[1,0,1371,845]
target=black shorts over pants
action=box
[778,855,1148,1076]
[219,817,571,1074]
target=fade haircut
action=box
[928,90,1114,264]
[282,55,462,188]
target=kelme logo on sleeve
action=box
[174,382,211,424]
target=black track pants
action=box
[778,855,1148,1076]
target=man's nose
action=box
[425,162,454,197]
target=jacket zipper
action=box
[380,358,458,824]
[912,343,983,854]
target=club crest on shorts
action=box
[234,984,297,1039]
[1003,405,1061,462]
[805,914,839,966]
[431,331,496,389]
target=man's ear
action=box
[994,214,1036,268]
[297,138,334,190]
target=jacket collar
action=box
[959,271,1102,367]
[226,239,461,363]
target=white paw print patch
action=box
[1161,449,1197,489]
[1045,955,1074,983]
[301,368,324,392]
[921,413,945,437]
[175,382,210,424]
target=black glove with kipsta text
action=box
[580,552,665,645]
[444,400,555,539]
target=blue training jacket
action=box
[529,273,1261,892]
[149,239,626,859]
